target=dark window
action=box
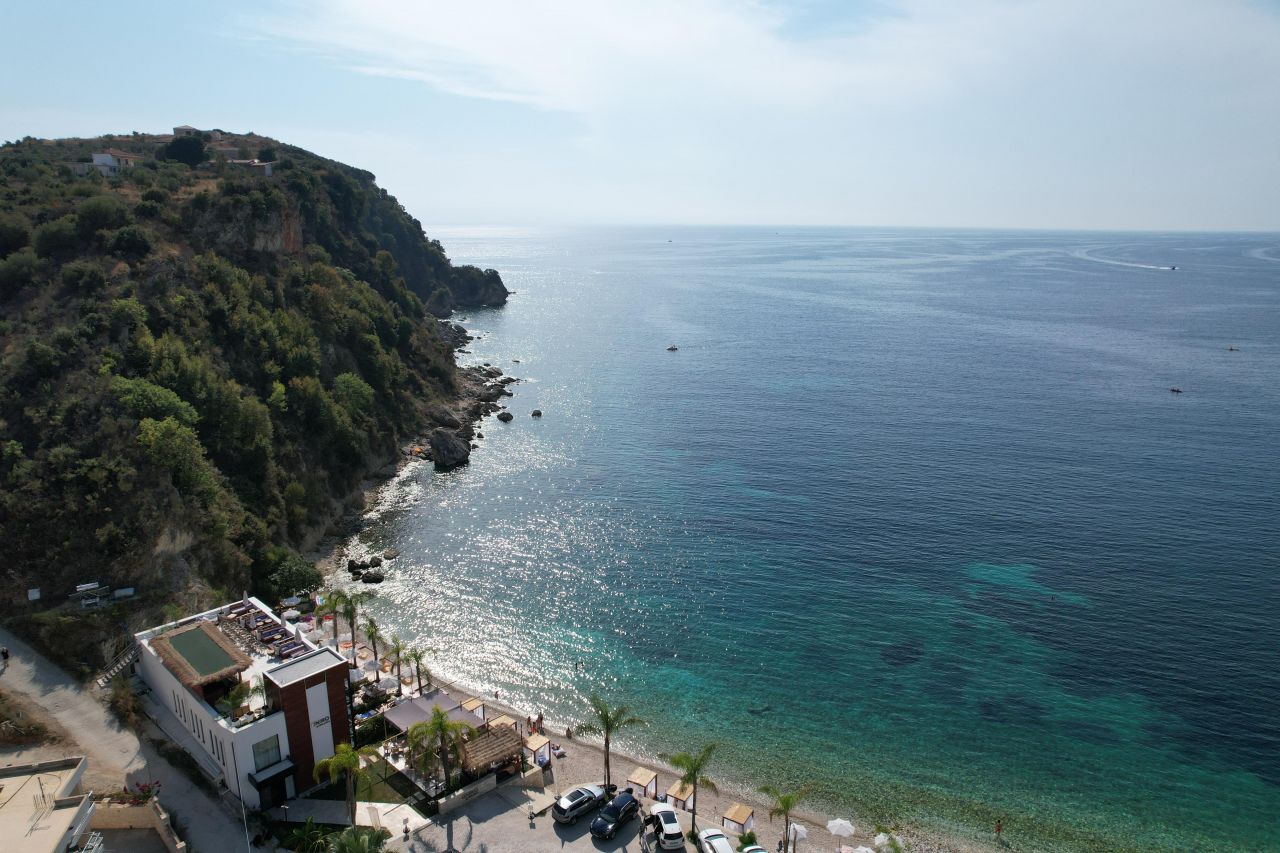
[252,734,281,771]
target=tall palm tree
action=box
[760,784,808,853]
[362,617,383,669]
[321,589,347,646]
[326,826,389,853]
[407,706,474,793]
[341,590,374,668]
[405,648,430,695]
[573,694,645,790]
[659,743,717,830]
[313,742,379,826]
[387,635,406,697]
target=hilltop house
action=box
[80,149,141,176]
[134,598,351,809]
[174,124,221,141]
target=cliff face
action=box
[0,131,505,606]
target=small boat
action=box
[666,345,678,351]
[1228,346,1239,351]
[1170,387,1183,394]
[1170,265,1177,270]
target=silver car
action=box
[552,783,612,824]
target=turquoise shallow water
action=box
[347,228,1279,852]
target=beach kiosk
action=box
[524,732,552,767]
[722,802,755,834]
[488,714,519,733]
[627,766,658,799]
[667,780,695,812]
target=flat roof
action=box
[265,647,346,688]
[0,757,90,853]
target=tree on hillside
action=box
[575,694,646,790]
[161,135,205,167]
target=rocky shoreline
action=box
[307,319,520,573]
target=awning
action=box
[462,725,522,772]
[247,758,295,790]
[383,694,483,733]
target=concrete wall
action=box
[436,775,498,815]
[91,799,188,853]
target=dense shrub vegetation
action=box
[0,132,507,605]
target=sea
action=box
[345,228,1279,852]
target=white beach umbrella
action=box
[827,818,855,838]
[873,833,890,849]
[854,847,875,853]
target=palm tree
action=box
[760,784,808,853]
[340,590,374,668]
[659,742,717,830]
[573,694,645,790]
[405,647,432,695]
[387,635,406,697]
[363,617,383,669]
[215,677,266,718]
[407,706,474,793]
[320,589,347,646]
[313,742,380,826]
[284,816,327,852]
[326,826,389,853]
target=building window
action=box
[252,735,281,771]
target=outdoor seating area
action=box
[217,604,313,660]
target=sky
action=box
[2,0,1279,230]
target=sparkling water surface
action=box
[347,228,1279,852]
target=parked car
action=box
[552,784,611,824]
[697,827,736,853]
[741,847,769,853]
[590,790,640,839]
[647,802,686,850]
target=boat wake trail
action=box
[1072,248,1174,271]
[1247,247,1280,263]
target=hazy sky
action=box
[4,1,1279,230]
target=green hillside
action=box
[0,130,507,630]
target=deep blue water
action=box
[348,229,1280,851]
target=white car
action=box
[697,827,735,853]
[741,847,768,853]
[647,802,685,850]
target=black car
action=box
[552,784,613,824]
[589,791,640,840]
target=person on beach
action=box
[536,711,544,734]
[996,818,1003,839]
[1,646,8,671]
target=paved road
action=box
[0,625,260,853]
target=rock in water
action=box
[531,409,543,418]
[497,411,515,422]
[362,571,384,584]
[428,428,471,469]
[369,556,382,568]
[383,548,399,560]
